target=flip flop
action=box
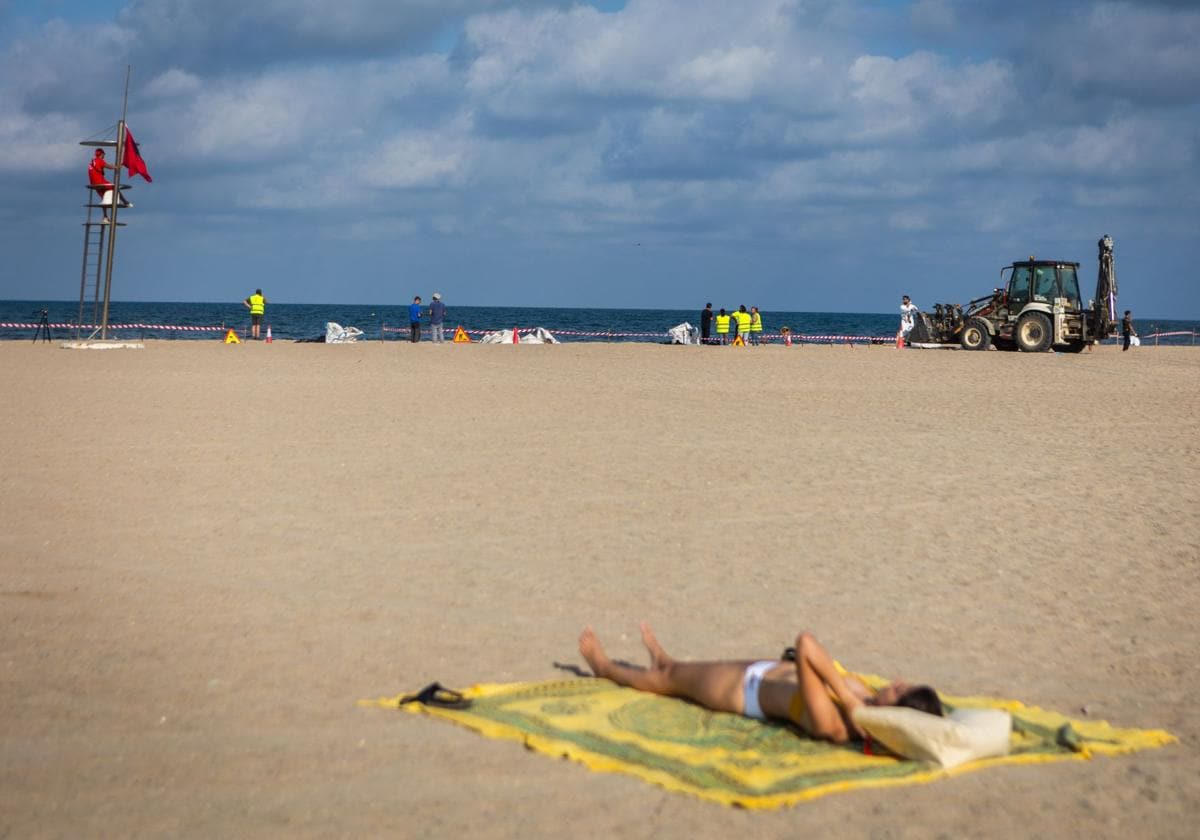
[552,661,593,678]
[398,682,472,710]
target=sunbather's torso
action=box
[752,661,868,733]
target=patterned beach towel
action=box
[362,676,1174,809]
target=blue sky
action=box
[1,0,1197,316]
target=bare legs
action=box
[579,622,672,694]
[579,623,748,715]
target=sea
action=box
[1,300,1197,345]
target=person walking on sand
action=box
[1122,310,1137,351]
[750,306,763,345]
[243,289,267,340]
[897,295,917,345]
[408,296,423,343]
[579,623,942,744]
[429,293,447,344]
[700,303,714,345]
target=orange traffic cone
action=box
[512,327,519,345]
[266,325,273,344]
[895,333,904,349]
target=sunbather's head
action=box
[873,681,943,716]
[896,685,942,717]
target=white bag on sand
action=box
[325,322,364,343]
[668,322,700,345]
[479,327,560,344]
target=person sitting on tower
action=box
[87,148,131,220]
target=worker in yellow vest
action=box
[734,305,751,343]
[243,288,267,340]
[750,306,763,345]
[714,309,732,345]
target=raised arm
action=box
[793,631,866,743]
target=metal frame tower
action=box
[76,69,132,341]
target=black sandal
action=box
[398,682,472,710]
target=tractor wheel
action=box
[1016,312,1053,353]
[960,319,991,351]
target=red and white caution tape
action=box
[3,321,905,343]
[382,325,894,343]
[1142,331,1196,339]
[1,322,225,332]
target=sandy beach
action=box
[1,340,1197,838]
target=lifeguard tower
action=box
[77,121,133,341]
[75,67,147,342]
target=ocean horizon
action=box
[2,299,1197,345]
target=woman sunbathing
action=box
[579,623,941,743]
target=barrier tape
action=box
[1142,331,1196,339]
[0,322,225,332]
[381,325,892,343]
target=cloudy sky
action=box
[2,0,1197,316]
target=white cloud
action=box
[668,45,776,100]
[370,132,470,189]
[0,110,87,171]
[145,69,203,98]
[1046,1,1200,104]
[464,0,845,114]
[847,51,1016,137]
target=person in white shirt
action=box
[897,295,918,344]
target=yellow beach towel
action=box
[362,676,1174,809]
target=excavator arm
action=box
[1091,234,1118,339]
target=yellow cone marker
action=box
[224,329,240,344]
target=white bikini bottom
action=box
[741,660,778,720]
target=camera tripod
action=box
[32,310,52,344]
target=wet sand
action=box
[1,340,1197,837]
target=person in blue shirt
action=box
[408,296,423,343]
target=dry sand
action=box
[1,340,1197,838]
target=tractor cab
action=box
[1001,261,1084,315]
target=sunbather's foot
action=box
[579,627,612,679]
[639,622,672,672]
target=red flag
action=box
[124,127,152,182]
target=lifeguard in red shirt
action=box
[87,148,131,215]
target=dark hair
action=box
[896,685,943,717]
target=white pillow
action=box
[852,705,1011,769]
